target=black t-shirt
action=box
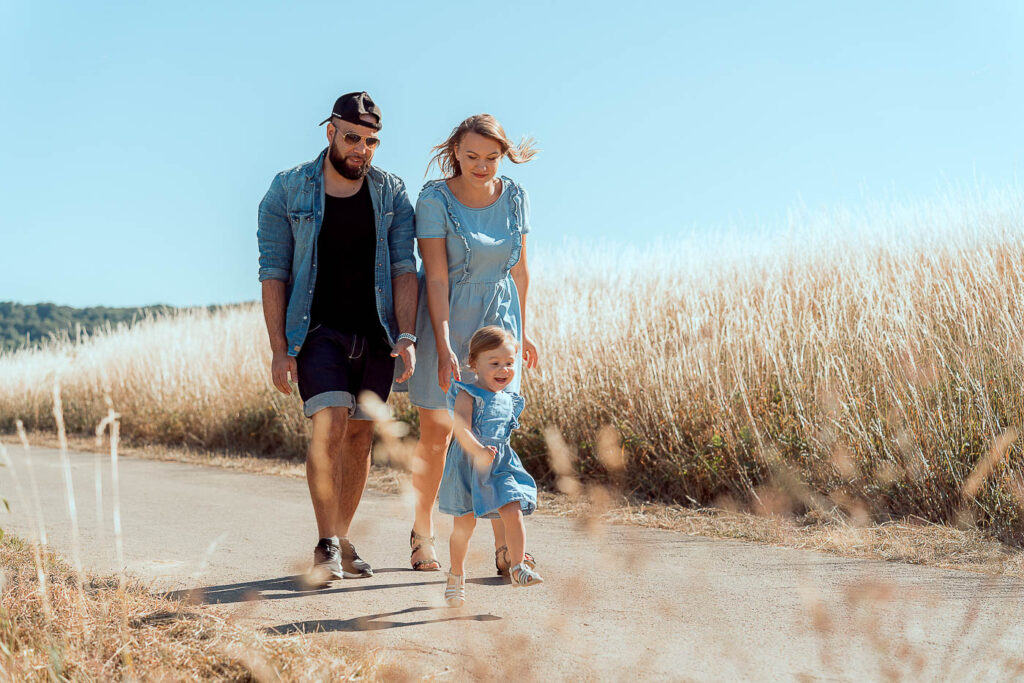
[310,181,385,342]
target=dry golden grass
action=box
[583,498,1024,576]
[4,189,1024,542]
[0,533,393,681]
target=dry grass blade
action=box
[963,429,1017,500]
[14,421,47,546]
[12,420,53,625]
[543,427,581,496]
[596,424,625,474]
[0,438,56,637]
[94,400,133,670]
[359,390,414,471]
[51,383,89,619]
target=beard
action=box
[328,138,370,180]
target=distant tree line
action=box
[0,302,176,352]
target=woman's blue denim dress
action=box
[438,380,537,519]
[407,178,530,409]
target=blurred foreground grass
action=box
[0,533,384,680]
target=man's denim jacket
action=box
[257,148,416,356]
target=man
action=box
[257,92,417,579]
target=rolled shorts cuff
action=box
[303,391,354,418]
[303,390,390,421]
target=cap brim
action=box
[319,113,382,130]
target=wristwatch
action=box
[397,333,417,345]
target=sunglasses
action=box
[335,130,381,149]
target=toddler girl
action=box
[439,326,543,606]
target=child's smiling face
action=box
[473,341,517,392]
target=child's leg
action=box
[449,513,477,575]
[491,517,536,574]
[497,502,526,567]
[491,518,506,552]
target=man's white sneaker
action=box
[312,538,344,580]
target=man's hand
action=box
[271,351,298,395]
[391,338,416,383]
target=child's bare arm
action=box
[452,391,497,469]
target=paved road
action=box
[2,444,1024,681]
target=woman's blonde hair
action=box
[427,114,537,178]
[467,326,518,366]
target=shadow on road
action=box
[265,606,501,634]
[468,576,507,586]
[166,571,446,605]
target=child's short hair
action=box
[467,326,518,365]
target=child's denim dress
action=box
[438,380,538,519]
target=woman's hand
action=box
[437,343,461,392]
[522,332,540,370]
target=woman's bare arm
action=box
[419,237,461,390]
[510,236,539,369]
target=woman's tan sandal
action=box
[410,530,442,571]
[494,545,536,576]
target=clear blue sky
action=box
[2,1,1022,307]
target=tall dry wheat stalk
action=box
[3,189,1024,539]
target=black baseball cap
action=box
[318,91,382,130]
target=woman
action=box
[406,114,539,572]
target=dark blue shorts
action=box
[296,325,395,420]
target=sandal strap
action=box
[495,546,536,573]
[510,562,542,586]
[445,573,466,601]
[411,529,435,542]
[411,529,441,570]
[410,529,437,552]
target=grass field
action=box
[3,189,1024,541]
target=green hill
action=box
[0,302,175,352]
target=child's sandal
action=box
[410,530,441,571]
[494,545,536,576]
[444,572,466,607]
[509,562,543,587]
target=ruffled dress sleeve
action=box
[508,392,525,430]
[415,185,448,239]
[446,380,487,418]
